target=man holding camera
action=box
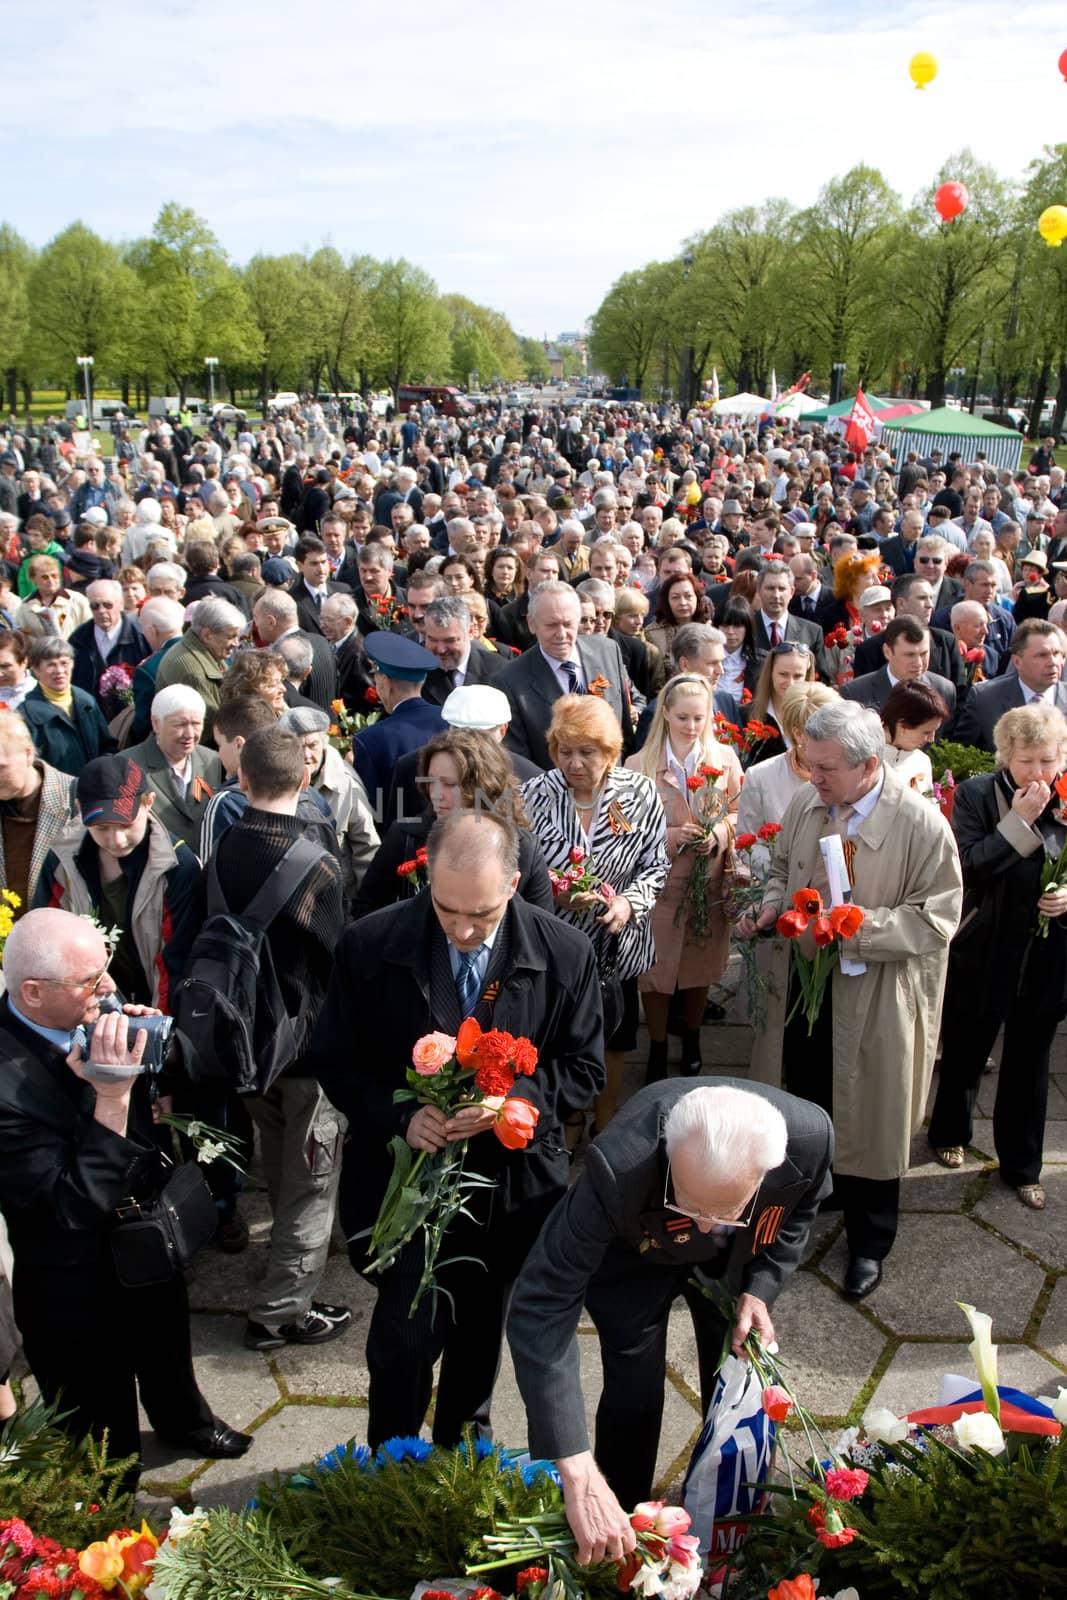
[0,908,250,1475]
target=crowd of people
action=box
[0,390,1063,1549]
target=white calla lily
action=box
[1035,1385,1067,1424]
[956,1301,1000,1423]
[861,1405,909,1445]
[953,1409,1006,1454]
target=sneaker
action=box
[215,1214,250,1254]
[243,1308,351,1351]
[311,1301,352,1328]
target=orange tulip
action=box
[79,1537,125,1589]
[767,1578,817,1600]
[455,1016,483,1070]
[494,1096,540,1149]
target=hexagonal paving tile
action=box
[900,1133,990,1212]
[866,1340,1067,1420]
[820,1215,1045,1337]
[973,1167,1067,1270]
[1035,1277,1067,1367]
[192,1403,366,1510]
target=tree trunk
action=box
[260,365,270,416]
[4,369,16,414]
[20,378,32,414]
[1028,358,1051,440]
[1053,362,1067,442]
[121,375,130,407]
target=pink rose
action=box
[599,882,616,902]
[411,1032,457,1075]
[654,1505,692,1538]
[629,1500,664,1533]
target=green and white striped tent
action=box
[878,406,1024,473]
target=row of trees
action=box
[0,204,572,413]
[589,146,1067,436]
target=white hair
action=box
[138,597,186,635]
[134,498,163,525]
[147,561,186,593]
[3,908,102,1000]
[152,684,206,722]
[664,1087,788,1180]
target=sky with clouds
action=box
[4,0,1067,341]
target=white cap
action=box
[858,585,892,608]
[81,506,108,527]
[442,684,511,730]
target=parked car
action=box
[268,391,301,411]
[209,402,248,425]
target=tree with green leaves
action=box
[685,203,793,395]
[519,338,550,381]
[588,264,674,392]
[442,295,520,387]
[367,260,450,402]
[304,248,376,393]
[243,254,313,408]
[28,222,136,394]
[0,225,33,412]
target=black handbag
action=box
[598,937,625,1041]
[110,1161,218,1288]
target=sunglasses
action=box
[772,641,811,655]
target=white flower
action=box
[953,1410,1006,1454]
[1036,1384,1067,1424]
[861,1406,909,1445]
[832,1426,860,1458]
[164,1505,209,1543]
[663,1561,702,1600]
[197,1140,226,1164]
[629,1561,667,1597]
[956,1301,1001,1424]
[828,1590,861,1600]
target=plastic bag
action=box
[682,1353,775,1570]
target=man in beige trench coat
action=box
[738,700,962,1300]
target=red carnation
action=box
[415,846,429,866]
[740,686,753,705]
[757,822,782,840]
[509,1037,538,1077]
[734,832,758,850]
[699,764,722,780]
[516,1570,549,1596]
[824,1465,869,1501]
[365,685,380,704]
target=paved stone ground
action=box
[114,1015,1067,1513]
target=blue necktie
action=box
[455,949,482,1018]
[562,660,584,695]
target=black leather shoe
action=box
[160,1421,253,1459]
[843,1256,883,1299]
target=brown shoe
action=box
[934,1146,965,1169]
[1016,1184,1046,1210]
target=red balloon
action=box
[1060,47,1067,82]
[935,181,969,222]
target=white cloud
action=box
[4,0,1067,335]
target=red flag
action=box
[844,388,876,451]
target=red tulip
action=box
[761,1383,793,1421]
[494,1097,539,1149]
[776,910,808,939]
[793,887,823,916]
[811,915,835,948]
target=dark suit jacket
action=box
[852,625,966,695]
[421,640,508,707]
[124,735,224,851]
[276,628,338,711]
[506,1076,833,1461]
[789,585,846,635]
[931,576,965,612]
[310,893,604,1242]
[288,576,353,638]
[952,675,1067,753]
[877,535,918,577]
[353,695,446,811]
[931,602,1015,665]
[69,615,150,701]
[610,628,654,700]
[335,630,377,713]
[751,609,828,681]
[840,666,957,723]
[501,634,633,771]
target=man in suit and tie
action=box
[788,553,844,634]
[953,619,1067,751]
[751,562,828,680]
[841,617,956,724]
[124,685,223,851]
[288,537,353,637]
[501,581,632,772]
[352,632,446,818]
[914,537,964,613]
[877,508,924,577]
[312,811,604,1448]
[420,596,508,708]
[507,1081,832,1555]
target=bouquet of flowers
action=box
[328,696,380,753]
[775,889,864,1035]
[468,1499,703,1600]
[369,594,410,632]
[1036,772,1067,936]
[726,825,782,1028]
[98,663,135,707]
[0,1514,159,1600]
[548,845,615,908]
[714,713,779,767]
[675,766,730,942]
[0,889,20,961]
[397,845,429,891]
[365,1020,540,1315]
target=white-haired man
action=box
[154,596,246,744]
[69,578,150,712]
[125,685,224,849]
[507,1081,833,1561]
[130,596,187,743]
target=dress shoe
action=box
[843,1256,882,1299]
[703,999,726,1023]
[160,1421,253,1459]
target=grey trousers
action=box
[246,1077,346,1330]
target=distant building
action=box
[543,342,564,381]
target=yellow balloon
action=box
[686,482,701,506]
[909,51,938,89]
[1038,205,1067,249]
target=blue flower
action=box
[376,1435,434,1465]
[520,1460,562,1488]
[459,1435,497,1463]
[318,1441,373,1474]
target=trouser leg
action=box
[363,1238,445,1447]
[994,1007,1058,1186]
[134,1274,215,1438]
[833,1174,901,1261]
[927,1002,1004,1152]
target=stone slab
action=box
[866,1340,1067,1420]
[900,1134,989,1212]
[820,1214,1045,1337]
[191,1403,366,1510]
[1035,1277,1067,1367]
[973,1167,1067,1270]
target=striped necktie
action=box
[455,948,482,1018]
[562,660,583,695]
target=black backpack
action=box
[173,838,322,1096]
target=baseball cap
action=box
[442,685,512,729]
[77,755,150,826]
[858,585,892,608]
[81,507,109,528]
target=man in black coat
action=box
[0,908,250,1473]
[854,574,967,697]
[70,579,150,708]
[841,617,957,724]
[507,1078,832,1555]
[295,468,332,533]
[952,619,1067,751]
[287,537,353,637]
[311,812,605,1449]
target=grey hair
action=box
[146,561,186,593]
[152,684,206,722]
[426,809,519,881]
[445,517,474,543]
[964,560,995,581]
[576,578,615,611]
[321,592,357,622]
[30,636,74,666]
[191,597,246,637]
[664,1086,788,1179]
[592,488,618,509]
[357,543,392,569]
[805,700,885,764]
[558,519,585,540]
[253,590,298,626]
[138,597,185,634]
[2,907,104,1000]
[424,596,472,631]
[528,579,580,620]
[278,634,314,680]
[589,536,619,556]
[671,622,725,668]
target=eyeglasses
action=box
[34,963,110,995]
[664,1165,759,1229]
[916,556,944,566]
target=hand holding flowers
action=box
[776,889,865,1035]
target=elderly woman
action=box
[627,674,741,1078]
[645,573,711,662]
[19,637,115,776]
[881,680,949,796]
[357,728,552,917]
[154,596,246,743]
[13,556,91,640]
[278,707,380,901]
[744,641,817,766]
[927,702,1067,1209]
[0,630,34,711]
[219,647,289,714]
[523,695,668,1129]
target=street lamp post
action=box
[831,362,847,406]
[204,356,219,408]
[680,252,694,412]
[76,355,94,425]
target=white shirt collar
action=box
[665,742,697,791]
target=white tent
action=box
[710,392,771,419]
[774,392,824,420]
